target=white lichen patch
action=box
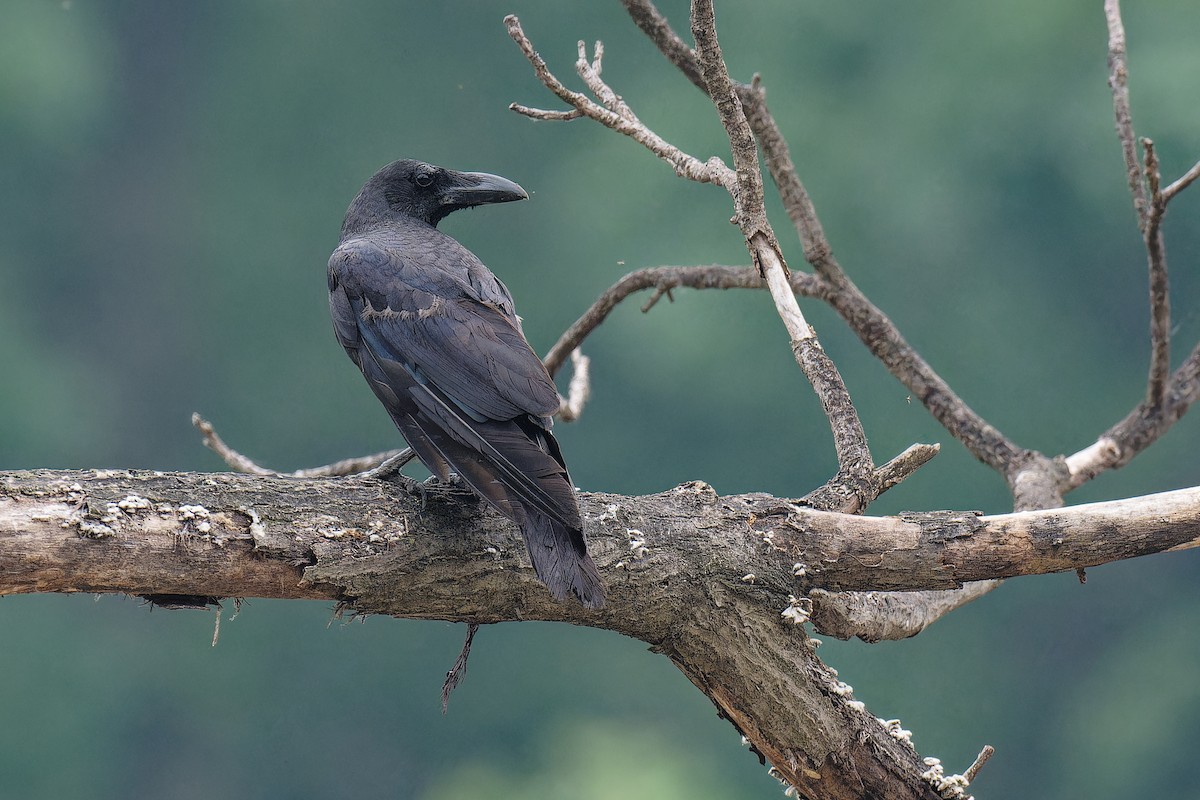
[177,504,212,533]
[780,594,810,625]
[237,506,267,544]
[117,494,152,513]
[672,480,713,495]
[178,504,210,520]
[879,718,914,748]
[99,502,122,524]
[920,757,973,800]
[593,503,621,524]
[356,515,409,545]
[626,528,649,557]
[936,773,971,798]
[77,520,115,538]
[766,766,797,798]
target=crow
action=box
[327,159,605,609]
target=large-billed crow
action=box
[327,159,605,608]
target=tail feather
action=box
[399,409,606,609]
[523,509,605,609]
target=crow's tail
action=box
[522,509,605,609]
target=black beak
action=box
[440,170,529,208]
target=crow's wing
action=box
[329,237,561,423]
[328,236,579,530]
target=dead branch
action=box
[6,468,1200,797]
[1105,0,1148,229]
[542,264,825,378]
[620,0,1034,494]
[509,11,883,516]
[192,413,412,478]
[1141,138,1171,410]
[1064,341,1200,489]
[556,349,591,422]
[1063,0,1200,489]
[1162,158,1200,202]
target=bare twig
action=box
[689,0,772,248]
[873,443,941,495]
[1162,158,1200,203]
[191,413,411,478]
[620,0,833,276]
[1141,138,1171,410]
[964,745,996,783]
[620,0,706,90]
[193,413,278,476]
[1106,0,1148,230]
[640,284,671,312]
[508,104,582,121]
[543,264,824,378]
[556,349,591,422]
[1065,340,1200,489]
[506,16,735,190]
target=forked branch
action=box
[507,11,883,510]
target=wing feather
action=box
[330,239,560,421]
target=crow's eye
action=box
[414,172,434,188]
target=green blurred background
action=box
[2,1,1199,798]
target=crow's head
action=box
[343,159,528,234]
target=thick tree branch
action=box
[808,581,1002,643]
[6,469,1199,796]
[14,470,1195,598]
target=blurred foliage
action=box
[2,1,1199,798]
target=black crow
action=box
[328,159,605,609]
